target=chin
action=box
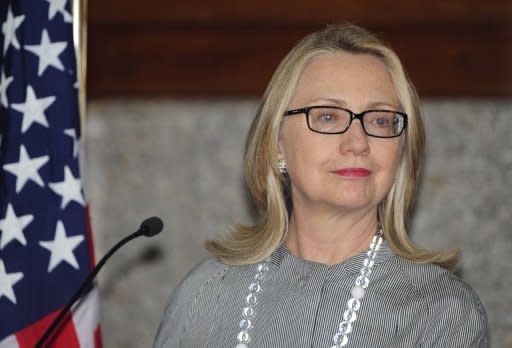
[324,195,370,210]
[334,190,371,203]
[336,202,373,212]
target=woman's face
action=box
[278,51,404,214]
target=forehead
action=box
[290,51,400,108]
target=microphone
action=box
[36,216,164,348]
[139,216,164,237]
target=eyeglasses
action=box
[283,106,408,138]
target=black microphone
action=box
[139,216,164,237]
[36,216,164,348]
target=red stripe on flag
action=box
[94,327,102,348]
[15,310,79,348]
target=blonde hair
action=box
[205,23,459,269]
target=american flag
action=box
[0,1,101,347]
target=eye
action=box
[374,117,390,127]
[308,107,350,133]
[367,112,394,127]
[319,113,336,122]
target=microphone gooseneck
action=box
[36,216,164,348]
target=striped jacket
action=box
[154,242,488,347]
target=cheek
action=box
[285,136,333,175]
[282,124,320,164]
[373,142,402,181]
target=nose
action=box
[339,118,370,155]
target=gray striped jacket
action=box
[154,242,488,347]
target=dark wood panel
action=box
[385,22,512,96]
[86,0,512,97]
[87,22,512,98]
[88,26,300,97]
[89,0,512,25]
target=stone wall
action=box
[85,99,512,347]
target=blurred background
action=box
[83,1,512,347]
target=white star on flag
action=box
[0,259,24,304]
[24,29,68,77]
[39,220,84,273]
[64,128,79,158]
[0,69,14,107]
[10,85,55,133]
[49,166,85,209]
[0,204,34,249]
[46,0,73,23]
[2,5,25,54]
[3,145,49,193]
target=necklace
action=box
[235,228,383,348]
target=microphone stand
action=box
[36,222,158,348]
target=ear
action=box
[277,129,285,160]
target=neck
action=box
[284,205,378,265]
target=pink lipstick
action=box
[332,168,372,177]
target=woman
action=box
[154,23,488,347]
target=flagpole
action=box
[72,0,87,137]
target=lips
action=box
[332,168,372,177]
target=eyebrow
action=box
[306,97,345,106]
[305,97,401,110]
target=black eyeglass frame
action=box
[283,106,408,138]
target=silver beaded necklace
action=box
[235,228,383,348]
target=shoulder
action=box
[165,257,229,313]
[174,257,229,297]
[393,257,489,347]
[395,257,485,312]
[153,258,229,347]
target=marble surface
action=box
[85,99,512,347]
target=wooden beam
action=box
[88,0,511,25]
[87,1,512,98]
